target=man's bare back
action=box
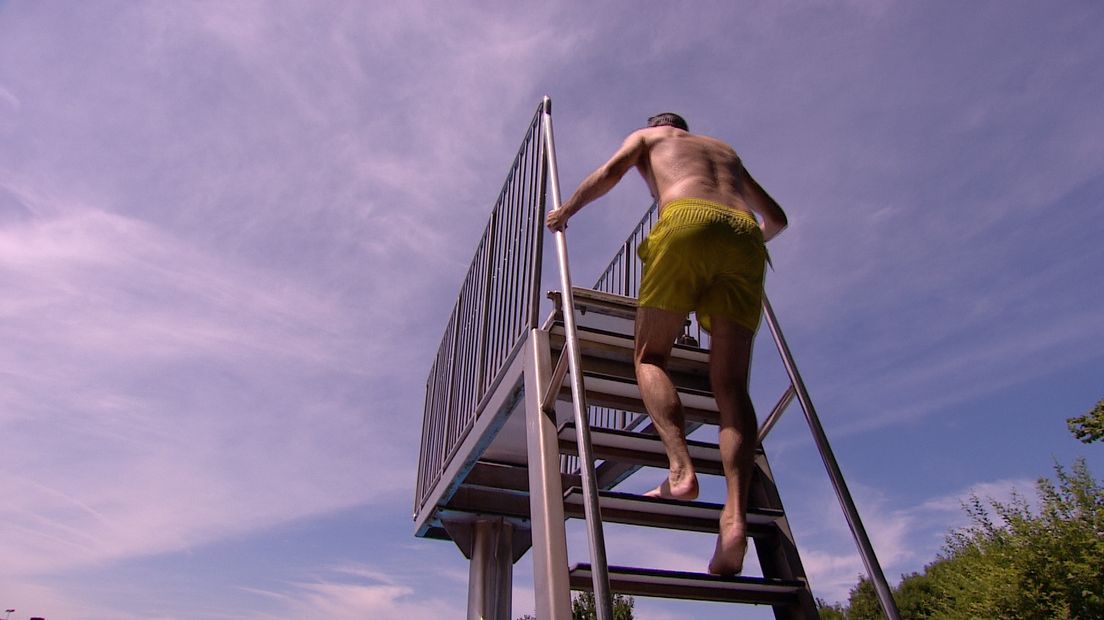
[547,125,786,240]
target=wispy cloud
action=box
[0,199,411,576]
[0,0,590,581]
[235,563,458,620]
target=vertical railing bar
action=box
[528,126,542,309]
[455,279,472,435]
[522,130,539,328]
[528,118,549,329]
[414,375,433,514]
[510,136,528,351]
[417,368,436,507]
[442,303,460,482]
[622,237,632,297]
[483,206,503,395]
[503,173,522,372]
[466,262,479,426]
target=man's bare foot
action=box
[643,473,699,500]
[707,528,747,576]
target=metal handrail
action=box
[414,103,548,518]
[541,97,615,620]
[762,297,901,619]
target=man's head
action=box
[647,112,689,132]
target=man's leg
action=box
[706,316,758,575]
[635,306,699,500]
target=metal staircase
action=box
[536,288,817,618]
[412,97,900,620]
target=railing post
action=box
[541,96,615,620]
[525,328,572,619]
[527,117,548,329]
[623,239,632,297]
[762,296,902,620]
[475,214,499,400]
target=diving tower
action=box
[413,98,901,620]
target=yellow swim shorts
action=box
[636,198,767,333]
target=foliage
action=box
[845,576,884,620]
[517,592,634,620]
[823,459,1104,620]
[930,458,1104,619]
[893,571,938,619]
[571,591,635,620]
[1068,398,1104,444]
[816,597,847,619]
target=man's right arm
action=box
[742,168,787,241]
[546,131,647,231]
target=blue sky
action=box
[1,1,1101,618]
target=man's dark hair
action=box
[647,112,689,131]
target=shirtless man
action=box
[546,112,787,575]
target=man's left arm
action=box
[546,131,646,231]
[742,168,788,242]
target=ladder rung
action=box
[558,423,762,476]
[574,371,719,414]
[569,563,805,604]
[562,487,783,535]
[549,287,639,320]
[549,322,710,366]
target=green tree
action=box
[824,459,1103,620]
[1068,398,1104,444]
[570,591,634,620]
[816,597,846,620]
[930,458,1104,619]
[518,592,635,620]
[845,576,884,620]
[893,571,937,619]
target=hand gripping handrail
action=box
[540,97,616,620]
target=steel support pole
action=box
[757,385,796,444]
[541,96,614,620]
[467,518,514,620]
[524,329,572,619]
[762,296,902,620]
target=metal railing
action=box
[592,202,657,299]
[414,103,548,517]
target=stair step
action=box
[569,563,805,604]
[549,323,710,367]
[550,287,640,321]
[562,487,783,536]
[575,371,719,415]
[559,423,762,476]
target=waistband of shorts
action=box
[660,198,758,227]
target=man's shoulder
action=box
[632,126,690,147]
